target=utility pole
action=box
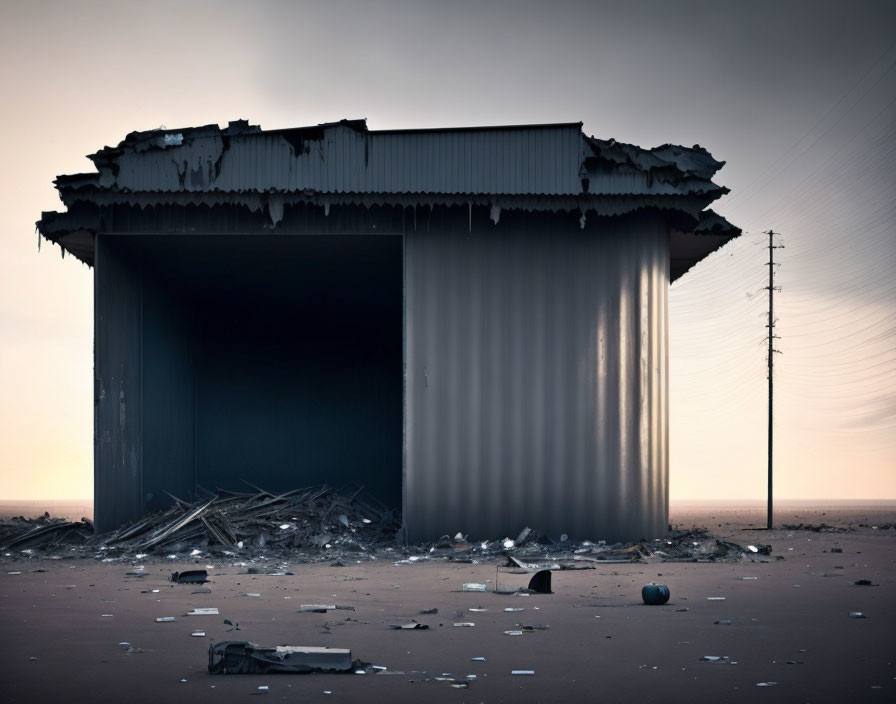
[765,230,782,530]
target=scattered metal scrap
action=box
[170,569,208,584]
[390,621,429,630]
[527,570,552,593]
[208,641,366,674]
[781,523,853,533]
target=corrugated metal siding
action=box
[94,235,144,532]
[404,210,669,543]
[113,125,588,196]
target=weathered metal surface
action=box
[141,268,195,514]
[94,235,143,531]
[404,209,669,543]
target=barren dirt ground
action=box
[1,505,894,704]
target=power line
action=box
[722,39,896,207]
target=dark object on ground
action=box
[419,608,438,614]
[208,641,363,674]
[171,570,208,584]
[642,583,671,605]
[854,579,876,586]
[528,570,552,594]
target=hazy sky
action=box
[1,0,894,501]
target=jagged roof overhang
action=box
[36,119,740,276]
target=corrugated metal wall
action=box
[94,235,144,532]
[404,209,669,543]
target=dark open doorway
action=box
[131,234,403,512]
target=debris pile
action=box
[432,527,769,566]
[1,483,398,556]
[1,512,93,550]
[2,493,767,566]
[108,483,399,553]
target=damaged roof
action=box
[37,118,739,277]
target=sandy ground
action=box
[1,505,894,704]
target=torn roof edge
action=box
[81,118,726,186]
[37,198,740,277]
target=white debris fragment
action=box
[462,583,488,592]
[453,622,475,627]
[512,670,535,675]
[156,617,176,622]
[185,608,219,616]
[191,630,206,637]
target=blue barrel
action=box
[642,583,670,605]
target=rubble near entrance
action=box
[1,484,773,566]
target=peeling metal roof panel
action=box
[67,119,727,199]
[98,123,588,196]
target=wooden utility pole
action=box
[765,230,782,530]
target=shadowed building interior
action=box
[37,119,739,541]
